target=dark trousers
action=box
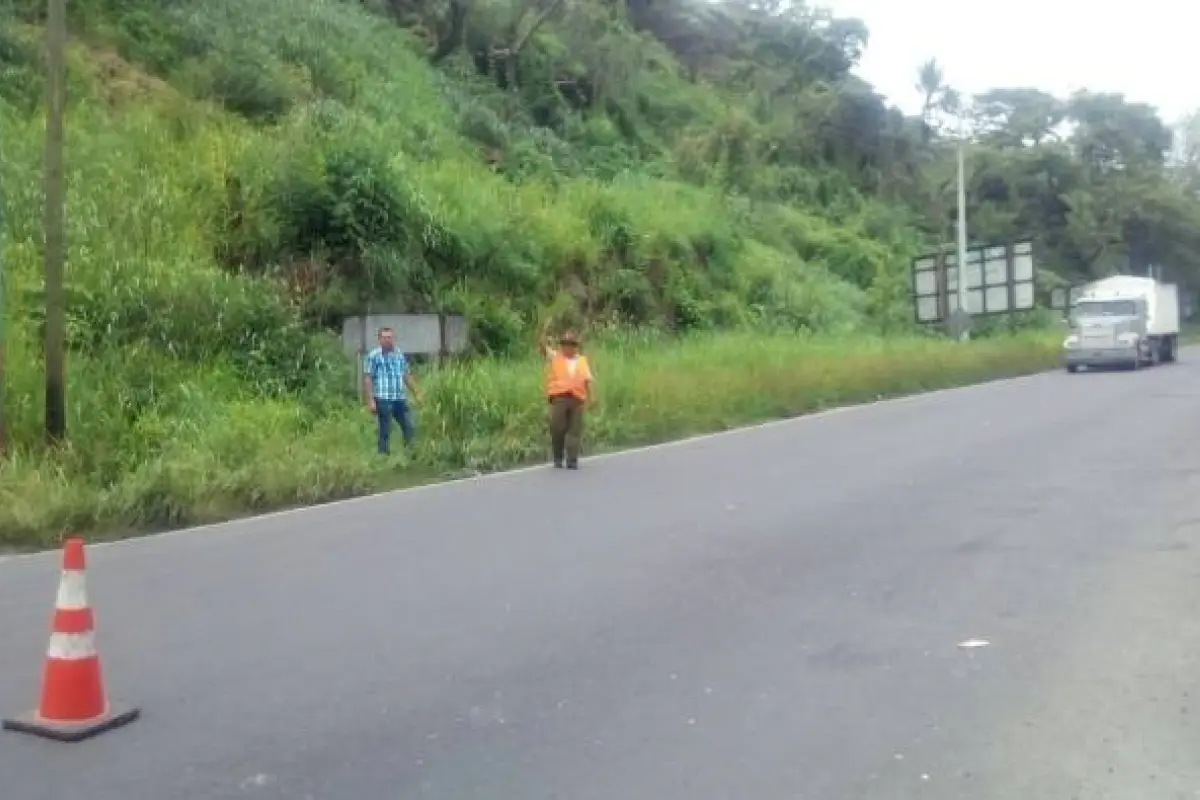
[548,394,585,465]
[375,398,414,454]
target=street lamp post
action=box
[954,114,969,341]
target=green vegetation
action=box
[0,0,1195,547]
[0,331,1060,549]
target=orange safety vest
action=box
[546,352,592,400]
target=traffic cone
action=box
[3,537,139,742]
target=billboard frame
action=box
[910,239,1036,325]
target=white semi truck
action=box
[1062,275,1180,372]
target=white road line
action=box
[0,369,1053,566]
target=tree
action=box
[915,58,959,140]
[374,0,1200,292]
[1066,90,1172,175]
[971,88,1063,147]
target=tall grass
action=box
[0,331,1060,549]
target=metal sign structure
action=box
[910,240,1037,325]
[340,313,468,358]
[342,312,469,398]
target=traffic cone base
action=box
[4,537,139,743]
[3,703,139,743]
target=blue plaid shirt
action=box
[365,347,408,401]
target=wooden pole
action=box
[0,138,7,457]
[44,0,67,443]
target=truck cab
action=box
[1062,276,1180,372]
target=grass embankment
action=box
[0,331,1059,551]
[0,1,1064,549]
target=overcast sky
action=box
[818,0,1196,124]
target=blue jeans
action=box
[375,398,414,454]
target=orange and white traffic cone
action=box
[3,537,139,742]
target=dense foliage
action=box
[0,0,1193,541]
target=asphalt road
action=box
[4,356,1200,799]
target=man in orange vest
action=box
[540,329,594,469]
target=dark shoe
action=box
[566,461,579,470]
[553,460,564,469]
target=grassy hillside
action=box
[0,0,1153,546]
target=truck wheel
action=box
[1066,364,1079,373]
[1163,335,1178,364]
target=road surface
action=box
[4,358,1200,799]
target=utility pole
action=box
[44,0,67,442]
[954,112,970,341]
[0,137,6,457]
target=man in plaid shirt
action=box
[363,327,422,454]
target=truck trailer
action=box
[1062,275,1180,372]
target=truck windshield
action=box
[1074,300,1136,318]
